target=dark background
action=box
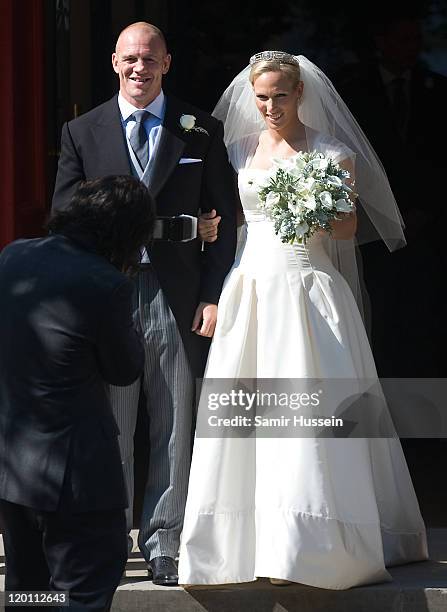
[45,0,447,182]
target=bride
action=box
[178,51,427,589]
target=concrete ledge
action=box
[1,529,447,611]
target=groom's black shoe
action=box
[149,556,179,586]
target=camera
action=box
[152,215,198,242]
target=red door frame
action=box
[0,0,47,250]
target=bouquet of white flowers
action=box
[256,151,356,244]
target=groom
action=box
[52,21,237,585]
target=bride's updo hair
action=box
[249,54,301,88]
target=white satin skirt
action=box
[178,219,428,589]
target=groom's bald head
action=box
[112,22,171,108]
[115,22,168,55]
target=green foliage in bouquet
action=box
[257,151,356,244]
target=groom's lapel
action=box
[93,96,132,174]
[148,96,186,198]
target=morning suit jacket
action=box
[0,234,144,512]
[52,94,238,378]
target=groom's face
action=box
[112,26,171,108]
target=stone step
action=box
[2,529,447,611]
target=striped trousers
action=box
[110,268,194,561]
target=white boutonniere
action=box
[179,114,209,135]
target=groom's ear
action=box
[112,53,119,74]
[162,54,172,75]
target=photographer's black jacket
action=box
[0,234,144,511]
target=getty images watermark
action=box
[207,387,342,430]
[195,378,447,438]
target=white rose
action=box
[311,157,329,171]
[294,155,306,170]
[327,175,342,187]
[288,165,304,178]
[180,114,196,130]
[303,195,317,210]
[295,179,307,193]
[266,192,281,207]
[319,191,333,209]
[283,157,296,172]
[300,177,315,193]
[288,200,302,214]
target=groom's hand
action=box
[191,302,217,337]
[198,209,221,242]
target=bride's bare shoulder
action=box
[254,130,269,148]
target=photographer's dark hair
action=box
[47,176,155,273]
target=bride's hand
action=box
[329,211,357,240]
[198,210,221,242]
[191,302,218,337]
[328,157,357,240]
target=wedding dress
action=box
[178,134,428,589]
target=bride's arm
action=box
[328,156,357,240]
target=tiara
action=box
[249,51,299,66]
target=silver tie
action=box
[130,110,150,170]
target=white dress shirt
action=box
[118,90,166,174]
[118,91,166,263]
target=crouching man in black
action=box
[0,175,155,611]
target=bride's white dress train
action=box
[178,154,428,589]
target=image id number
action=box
[5,591,68,607]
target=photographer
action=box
[0,175,155,610]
